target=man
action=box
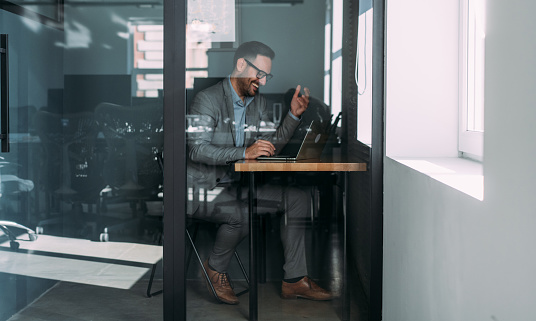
[187,41,332,304]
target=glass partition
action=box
[0,2,163,320]
[184,1,361,319]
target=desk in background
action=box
[235,158,367,321]
[0,234,162,289]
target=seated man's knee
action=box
[285,187,309,219]
[226,206,249,237]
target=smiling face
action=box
[231,55,272,99]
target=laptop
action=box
[256,120,328,161]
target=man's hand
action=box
[290,85,310,118]
[245,140,275,159]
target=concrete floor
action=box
[187,279,369,321]
[8,281,163,321]
[8,278,368,321]
[5,194,370,320]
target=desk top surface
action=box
[0,235,162,290]
[234,158,367,172]
[0,234,162,264]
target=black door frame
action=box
[163,0,187,319]
[370,0,385,320]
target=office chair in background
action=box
[0,158,38,250]
[94,102,163,243]
[33,110,105,238]
[0,221,37,250]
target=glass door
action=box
[184,1,350,320]
[0,1,164,320]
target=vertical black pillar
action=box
[163,0,186,320]
[370,0,385,320]
[1,34,10,153]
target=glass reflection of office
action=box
[184,0,352,320]
[1,1,165,319]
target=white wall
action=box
[383,0,536,320]
[385,0,459,157]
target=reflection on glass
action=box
[134,24,164,97]
[0,2,164,320]
[7,0,61,22]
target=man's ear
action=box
[236,58,246,72]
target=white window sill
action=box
[389,157,484,201]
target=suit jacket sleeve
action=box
[188,90,244,166]
[258,109,300,154]
[188,82,300,165]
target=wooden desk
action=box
[235,158,367,321]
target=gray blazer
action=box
[187,79,299,189]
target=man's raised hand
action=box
[290,85,310,118]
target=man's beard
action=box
[237,77,259,97]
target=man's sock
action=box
[283,276,305,283]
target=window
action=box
[356,6,373,146]
[331,0,343,118]
[324,0,343,120]
[459,0,485,158]
[132,23,164,97]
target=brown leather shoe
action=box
[281,276,333,301]
[203,260,239,305]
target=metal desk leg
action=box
[249,172,258,321]
[342,171,350,320]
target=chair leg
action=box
[186,223,199,275]
[145,220,165,298]
[186,228,224,303]
[233,249,250,297]
[146,261,163,298]
[234,251,250,286]
[186,221,251,300]
[144,224,251,300]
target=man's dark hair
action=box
[233,41,275,68]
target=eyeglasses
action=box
[244,59,273,81]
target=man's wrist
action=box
[288,110,300,121]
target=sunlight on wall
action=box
[396,158,484,200]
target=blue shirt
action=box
[228,77,254,149]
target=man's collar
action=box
[228,76,242,104]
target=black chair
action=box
[144,161,251,300]
[94,102,163,242]
[0,160,38,250]
[94,103,164,296]
[184,183,252,302]
[145,210,251,300]
[33,110,105,238]
[0,135,39,250]
[213,179,285,284]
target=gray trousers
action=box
[193,183,309,280]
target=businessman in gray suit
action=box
[187,41,332,305]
